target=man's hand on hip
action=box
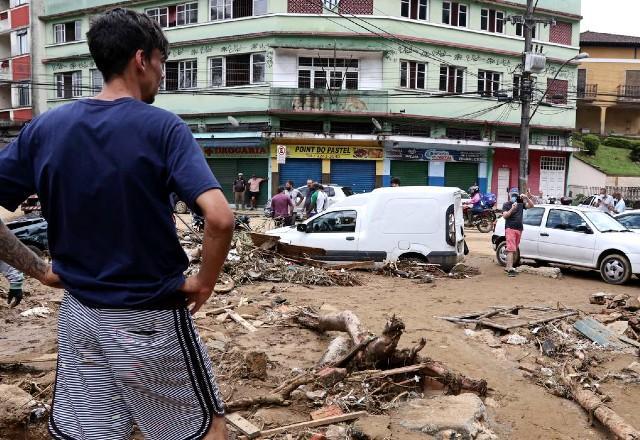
[180,275,213,314]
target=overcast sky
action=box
[580,0,640,36]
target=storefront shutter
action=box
[330,160,376,193]
[208,158,269,206]
[278,159,322,188]
[390,160,429,186]
[444,162,479,191]
[208,159,238,204]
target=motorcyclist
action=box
[464,185,483,224]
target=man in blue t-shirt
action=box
[0,9,233,440]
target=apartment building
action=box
[39,0,582,203]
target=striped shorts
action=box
[49,293,225,440]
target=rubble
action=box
[0,384,39,429]
[514,265,562,279]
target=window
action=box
[445,127,481,140]
[16,84,29,107]
[211,0,265,20]
[177,2,198,25]
[55,71,82,99]
[477,70,500,97]
[400,60,427,90]
[546,209,587,232]
[540,156,565,171]
[297,56,359,90]
[618,214,640,229]
[480,9,504,33]
[163,60,197,90]
[16,30,27,55]
[546,78,568,104]
[53,21,81,43]
[90,69,103,95]
[324,0,339,8]
[546,135,560,147]
[147,3,198,28]
[549,21,572,45]
[251,53,265,83]
[439,65,464,93]
[210,57,224,87]
[401,0,428,20]
[523,207,544,226]
[308,210,357,233]
[442,2,467,27]
[515,22,538,39]
[513,74,521,100]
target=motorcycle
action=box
[463,206,497,233]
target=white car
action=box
[492,205,640,284]
[266,186,467,270]
[615,210,640,233]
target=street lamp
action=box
[529,52,589,120]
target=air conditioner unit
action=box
[524,53,546,74]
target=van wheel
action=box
[174,201,188,214]
[600,254,632,285]
[496,241,519,267]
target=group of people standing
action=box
[595,187,626,214]
[270,179,328,226]
[232,172,267,211]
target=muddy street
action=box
[1,227,639,439]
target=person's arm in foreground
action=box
[181,189,234,314]
[0,217,61,288]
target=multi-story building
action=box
[38,0,581,205]
[576,31,640,137]
[0,0,32,138]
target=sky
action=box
[580,0,640,36]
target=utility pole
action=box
[518,0,535,194]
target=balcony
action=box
[617,85,640,102]
[269,88,388,114]
[0,10,8,33]
[577,84,597,101]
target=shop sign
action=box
[199,144,269,158]
[387,148,485,163]
[273,145,384,160]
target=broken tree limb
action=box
[562,364,640,440]
[225,373,315,411]
[259,411,367,436]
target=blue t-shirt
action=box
[0,98,220,308]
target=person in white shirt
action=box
[613,192,626,214]
[284,180,300,203]
[596,188,615,213]
[316,185,328,213]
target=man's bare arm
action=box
[0,217,61,287]
[180,189,234,313]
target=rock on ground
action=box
[0,384,34,429]
[398,393,495,440]
[352,414,392,439]
[515,265,562,279]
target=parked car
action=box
[6,216,48,257]
[492,205,640,284]
[266,186,467,270]
[615,210,640,233]
[265,185,353,220]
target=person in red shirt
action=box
[271,186,294,226]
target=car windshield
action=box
[584,211,629,232]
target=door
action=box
[390,160,428,186]
[537,208,596,265]
[278,159,322,187]
[207,158,269,205]
[444,162,478,191]
[496,167,511,206]
[330,160,376,193]
[539,156,566,199]
[518,206,545,258]
[295,210,360,258]
[626,70,640,97]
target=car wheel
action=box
[477,219,493,233]
[600,254,632,285]
[495,241,519,267]
[174,201,188,214]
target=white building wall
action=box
[568,155,607,188]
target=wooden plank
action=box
[574,317,625,349]
[259,412,367,436]
[352,363,428,380]
[226,413,261,439]
[619,335,640,348]
[226,309,257,333]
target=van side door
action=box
[298,210,360,258]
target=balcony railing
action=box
[617,84,640,100]
[269,88,388,114]
[577,84,598,100]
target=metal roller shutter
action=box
[330,160,376,193]
[278,159,322,188]
[208,158,269,206]
[444,162,479,191]
[390,161,429,186]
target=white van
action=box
[266,186,467,269]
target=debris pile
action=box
[379,260,481,282]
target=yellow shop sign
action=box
[272,144,384,160]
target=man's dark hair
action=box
[287,180,295,186]
[87,8,169,82]
[391,177,401,186]
[277,186,285,194]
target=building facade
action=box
[577,31,640,137]
[39,0,581,204]
[0,0,33,138]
